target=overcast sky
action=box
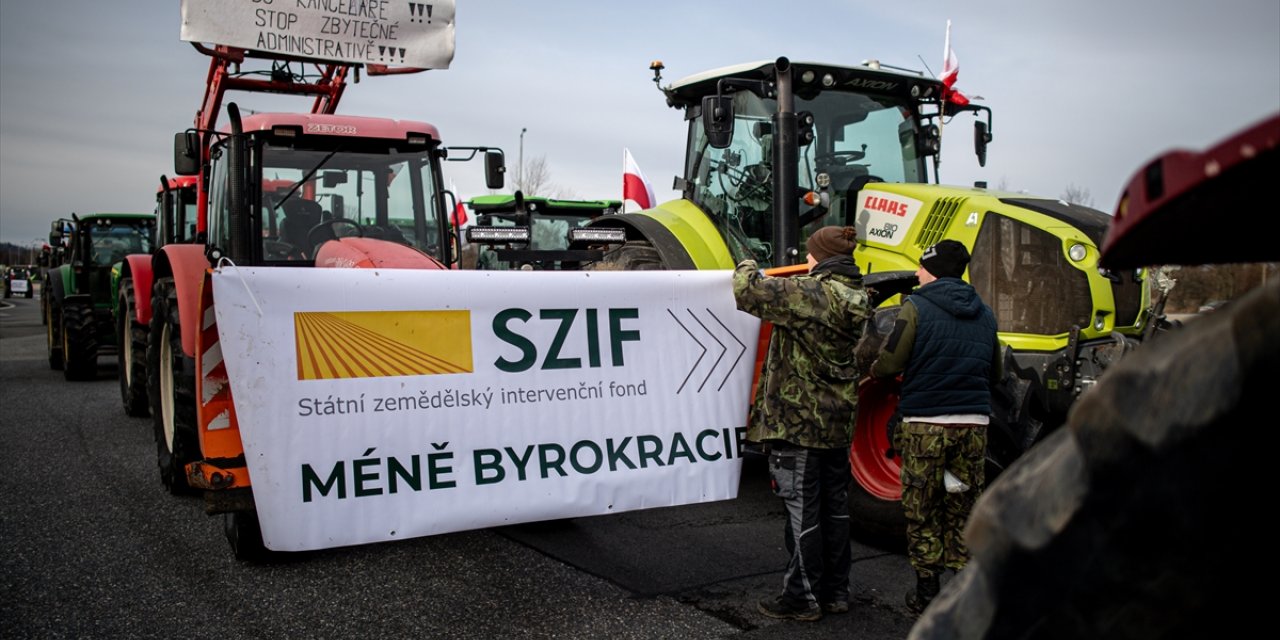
[2,0,1277,246]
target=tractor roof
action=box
[469,195,622,216]
[78,212,155,221]
[664,59,944,108]
[1100,113,1279,269]
[230,113,441,143]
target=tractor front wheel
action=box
[225,510,274,563]
[118,280,149,417]
[61,301,99,381]
[848,378,907,548]
[592,241,668,270]
[147,277,199,495]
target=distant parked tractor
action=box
[464,194,622,270]
[43,213,155,380]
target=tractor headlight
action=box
[567,228,626,245]
[466,226,530,245]
[1068,243,1087,262]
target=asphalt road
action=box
[0,294,920,639]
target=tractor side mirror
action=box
[321,171,348,188]
[975,121,992,167]
[702,95,735,149]
[484,150,505,190]
[174,132,200,176]
[329,194,345,219]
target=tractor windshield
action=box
[85,219,154,267]
[687,89,923,266]
[207,138,445,264]
[259,144,444,262]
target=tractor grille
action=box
[915,197,966,249]
[970,213,1094,335]
[1111,271,1144,326]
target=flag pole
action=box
[939,19,951,144]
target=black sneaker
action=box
[757,596,823,621]
[821,600,850,614]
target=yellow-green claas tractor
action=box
[583,58,1155,540]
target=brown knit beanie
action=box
[806,226,858,262]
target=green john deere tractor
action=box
[580,58,1155,540]
[43,213,155,381]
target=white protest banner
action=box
[210,268,760,551]
[181,0,456,69]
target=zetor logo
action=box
[306,123,358,135]
[294,310,473,381]
[864,195,909,217]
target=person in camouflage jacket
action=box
[733,225,871,621]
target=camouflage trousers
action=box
[897,421,986,579]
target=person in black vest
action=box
[869,239,1001,614]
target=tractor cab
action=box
[659,59,990,268]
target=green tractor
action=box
[463,194,622,270]
[43,213,156,380]
[581,58,1154,539]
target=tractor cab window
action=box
[86,220,153,267]
[258,143,443,263]
[686,88,923,267]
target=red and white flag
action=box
[448,179,469,228]
[941,20,970,107]
[623,148,656,212]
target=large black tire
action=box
[225,510,274,563]
[911,281,1277,640]
[591,241,668,270]
[117,280,149,417]
[61,301,99,381]
[147,277,200,495]
[46,300,63,370]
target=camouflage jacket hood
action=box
[733,256,872,449]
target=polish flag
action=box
[448,180,469,228]
[623,148,656,212]
[941,20,970,106]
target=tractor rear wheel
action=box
[147,277,199,495]
[61,301,99,381]
[117,280,149,417]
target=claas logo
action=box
[294,311,473,380]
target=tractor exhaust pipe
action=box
[226,102,249,263]
[771,57,800,266]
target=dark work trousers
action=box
[768,444,852,606]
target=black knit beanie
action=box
[920,240,970,278]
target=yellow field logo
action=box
[294,310,473,380]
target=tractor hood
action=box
[314,237,445,270]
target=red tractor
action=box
[141,42,503,561]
